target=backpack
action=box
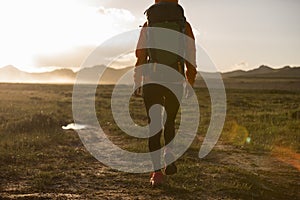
[144,2,186,82]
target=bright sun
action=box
[0,0,137,72]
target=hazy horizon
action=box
[1,0,299,73]
[2,63,299,74]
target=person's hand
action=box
[184,84,194,99]
[133,84,143,97]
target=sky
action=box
[0,0,299,72]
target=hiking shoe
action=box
[150,171,164,186]
[164,149,177,175]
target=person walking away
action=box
[134,0,197,186]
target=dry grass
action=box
[0,83,299,199]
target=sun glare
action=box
[0,0,136,71]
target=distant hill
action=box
[0,65,76,83]
[76,65,134,84]
[0,65,134,84]
[194,65,300,91]
[223,65,300,79]
[0,65,299,84]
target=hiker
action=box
[134,0,197,186]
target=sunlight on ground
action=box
[272,146,300,171]
[62,123,86,130]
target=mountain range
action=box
[222,65,300,79]
[0,65,134,84]
[0,65,299,84]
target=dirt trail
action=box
[1,140,299,200]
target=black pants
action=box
[143,83,184,171]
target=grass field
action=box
[0,82,299,199]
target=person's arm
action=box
[134,22,148,88]
[184,22,197,87]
